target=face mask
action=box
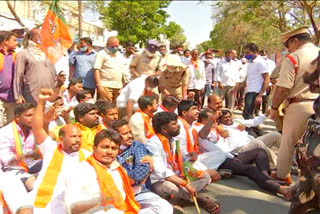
[263,56,267,60]
[120,145,128,150]
[108,47,118,54]
[245,54,254,62]
[85,99,94,104]
[36,38,41,45]
[17,38,23,46]
[160,51,166,56]
[79,46,88,52]
[179,51,183,55]
[146,49,155,57]
[225,57,231,62]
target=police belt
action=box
[288,97,315,104]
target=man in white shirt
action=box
[187,49,206,107]
[94,36,126,103]
[217,109,281,168]
[129,95,158,144]
[116,75,159,119]
[230,43,270,120]
[65,129,141,214]
[123,41,135,83]
[146,112,221,214]
[214,50,240,109]
[30,89,85,214]
[61,77,83,108]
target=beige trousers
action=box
[277,102,314,179]
[99,87,120,104]
[237,131,281,168]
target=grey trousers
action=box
[218,85,234,109]
[151,172,211,201]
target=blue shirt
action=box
[71,50,97,89]
[117,140,151,193]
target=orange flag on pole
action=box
[40,0,72,64]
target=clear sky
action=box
[165,1,214,48]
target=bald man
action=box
[208,94,223,113]
[94,36,126,103]
[30,89,89,214]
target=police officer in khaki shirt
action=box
[159,54,189,100]
[130,40,161,78]
[270,26,320,182]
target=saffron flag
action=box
[40,0,72,64]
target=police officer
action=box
[130,40,161,78]
[270,26,320,183]
[159,54,189,100]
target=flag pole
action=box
[186,176,201,214]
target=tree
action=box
[210,0,320,54]
[94,0,171,46]
[196,40,213,53]
[163,21,187,49]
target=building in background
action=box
[0,0,115,47]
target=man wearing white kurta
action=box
[30,89,88,214]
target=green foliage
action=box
[94,0,174,46]
[163,21,187,49]
[196,40,213,53]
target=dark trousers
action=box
[243,92,258,119]
[218,148,280,194]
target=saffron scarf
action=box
[12,120,42,172]
[34,145,85,208]
[74,122,103,152]
[0,190,10,214]
[156,134,183,176]
[136,109,155,140]
[179,118,199,154]
[86,156,140,214]
[34,145,65,208]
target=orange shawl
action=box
[86,156,140,214]
[137,109,155,140]
[179,118,199,154]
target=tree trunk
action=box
[78,0,82,39]
[300,0,320,45]
[5,0,25,27]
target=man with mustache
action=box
[30,89,85,213]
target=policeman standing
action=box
[270,26,320,183]
[159,54,189,100]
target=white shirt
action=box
[30,137,80,214]
[65,161,125,214]
[128,111,147,144]
[188,60,206,90]
[62,90,79,108]
[145,135,176,184]
[239,63,248,83]
[116,75,147,109]
[216,115,267,152]
[0,170,32,214]
[215,59,240,86]
[55,53,70,87]
[246,55,269,93]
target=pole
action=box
[78,0,82,39]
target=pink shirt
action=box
[0,121,36,168]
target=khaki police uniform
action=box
[130,50,161,77]
[159,54,189,99]
[276,27,320,179]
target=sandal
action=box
[197,196,220,214]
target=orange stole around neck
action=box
[86,156,140,213]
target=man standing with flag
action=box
[14,0,73,105]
